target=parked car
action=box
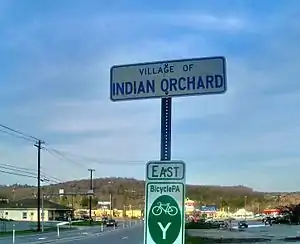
[238,220,248,229]
[106,219,117,227]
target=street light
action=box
[88,169,95,224]
[244,196,247,220]
[108,181,113,218]
[40,178,50,232]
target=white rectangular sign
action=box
[144,182,185,244]
[110,56,226,101]
[147,161,185,181]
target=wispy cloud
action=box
[0,0,300,191]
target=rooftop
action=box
[0,198,71,210]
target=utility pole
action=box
[88,169,95,224]
[35,140,43,232]
[109,191,112,217]
[244,195,247,220]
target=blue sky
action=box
[0,0,299,192]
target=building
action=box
[231,208,254,219]
[185,198,196,213]
[200,205,217,218]
[0,198,72,221]
[263,208,281,216]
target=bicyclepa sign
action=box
[145,160,186,244]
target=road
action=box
[0,220,144,244]
[40,224,144,244]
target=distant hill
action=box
[0,177,288,209]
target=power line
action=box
[0,164,37,176]
[0,169,37,179]
[0,164,60,184]
[0,163,60,182]
[43,147,87,169]
[0,124,45,233]
[0,124,41,142]
[39,171,62,183]
[42,147,88,181]
[0,163,62,182]
[0,164,36,173]
[0,129,36,143]
[44,146,145,166]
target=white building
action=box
[0,198,72,221]
[231,208,254,220]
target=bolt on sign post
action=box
[110,57,227,244]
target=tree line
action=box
[0,177,276,210]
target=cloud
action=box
[1,2,300,192]
[163,13,245,31]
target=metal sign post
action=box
[160,97,172,161]
[110,56,227,244]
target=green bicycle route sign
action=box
[144,160,186,244]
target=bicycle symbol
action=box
[151,202,178,216]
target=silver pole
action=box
[12,224,15,244]
[110,193,112,217]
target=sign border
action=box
[110,56,227,102]
[146,160,185,181]
[144,182,185,244]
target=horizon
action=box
[0,0,300,192]
[2,177,300,194]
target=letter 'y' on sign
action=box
[158,222,171,239]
